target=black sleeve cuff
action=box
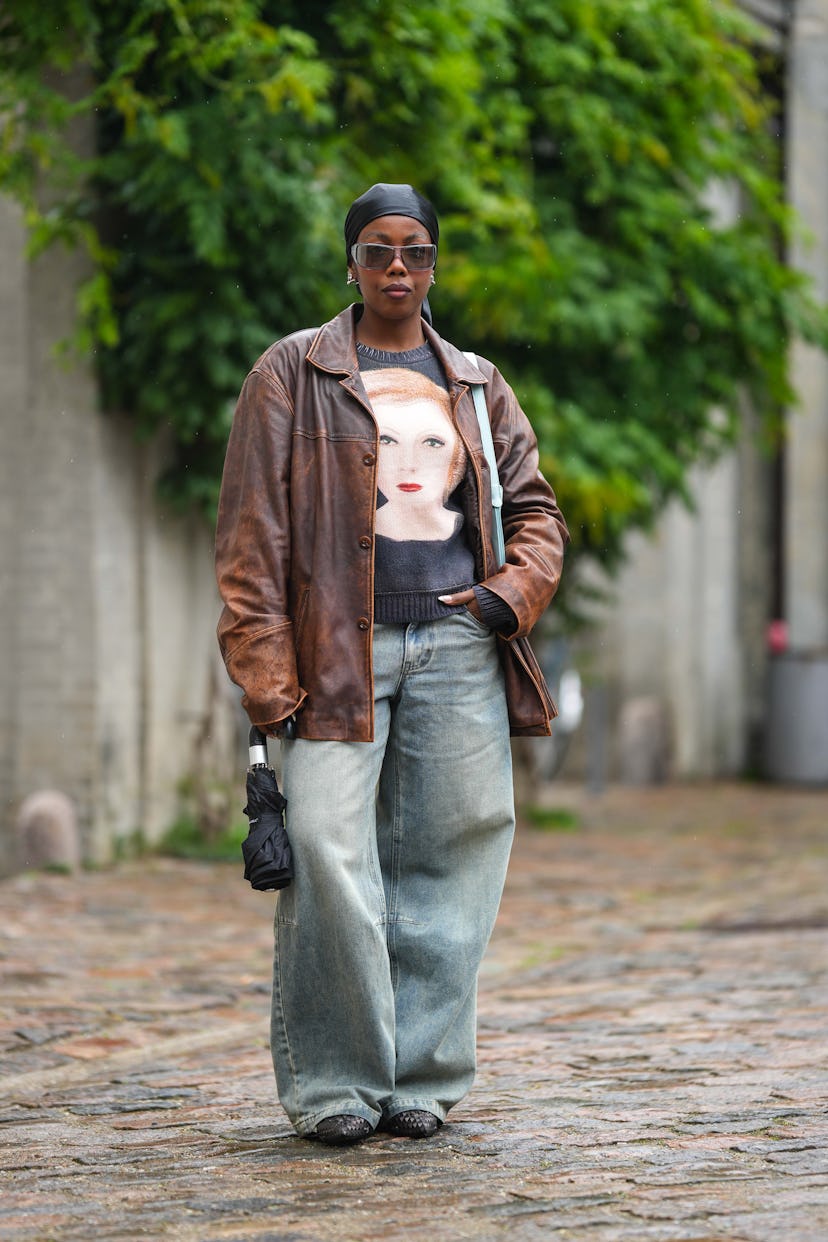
[473,585,517,635]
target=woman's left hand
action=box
[438,588,483,621]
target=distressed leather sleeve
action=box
[215,368,307,727]
[476,368,569,638]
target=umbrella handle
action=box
[248,726,269,767]
[248,717,296,764]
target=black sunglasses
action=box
[350,243,437,271]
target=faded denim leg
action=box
[376,611,515,1124]
[271,731,391,1135]
[270,623,408,1135]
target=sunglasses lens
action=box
[404,245,436,269]
[356,245,391,268]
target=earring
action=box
[429,274,436,286]
[347,272,356,285]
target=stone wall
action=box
[0,195,240,875]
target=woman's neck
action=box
[356,309,426,353]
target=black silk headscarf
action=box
[344,183,439,324]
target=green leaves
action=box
[1,0,337,502]
[1,0,826,590]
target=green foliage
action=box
[159,814,248,862]
[1,0,335,496]
[523,805,580,832]
[2,0,826,574]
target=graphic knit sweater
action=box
[357,340,514,631]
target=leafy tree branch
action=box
[1,0,825,582]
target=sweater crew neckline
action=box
[356,340,435,365]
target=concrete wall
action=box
[571,429,774,782]
[0,196,28,847]
[0,194,239,874]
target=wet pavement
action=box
[1,781,827,1241]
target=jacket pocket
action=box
[498,634,558,736]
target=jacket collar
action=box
[305,304,489,387]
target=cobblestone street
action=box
[1,782,827,1241]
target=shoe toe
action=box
[384,1109,442,1139]
[312,1114,373,1145]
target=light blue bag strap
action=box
[463,351,506,568]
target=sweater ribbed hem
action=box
[373,584,515,632]
[374,584,475,625]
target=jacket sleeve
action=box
[215,367,307,727]
[475,366,569,638]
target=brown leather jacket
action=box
[215,306,569,740]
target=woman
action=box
[215,183,568,1146]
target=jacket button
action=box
[362,454,375,466]
[359,536,371,549]
[357,617,370,631]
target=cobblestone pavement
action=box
[1,782,827,1242]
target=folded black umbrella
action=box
[242,727,293,891]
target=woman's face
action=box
[349,214,434,325]
[377,397,458,510]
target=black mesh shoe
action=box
[310,1115,373,1146]
[382,1110,442,1139]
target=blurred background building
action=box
[1,0,826,873]
[575,0,828,785]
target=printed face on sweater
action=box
[362,368,466,542]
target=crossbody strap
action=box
[463,352,506,568]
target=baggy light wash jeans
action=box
[270,612,515,1135]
